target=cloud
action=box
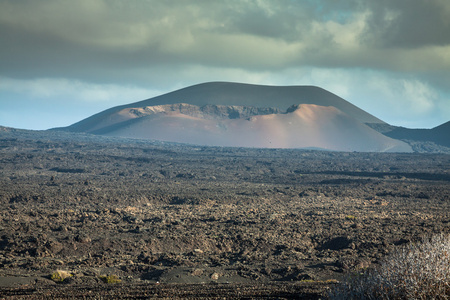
[0,0,448,129]
[2,0,449,79]
[362,0,450,48]
[365,75,437,117]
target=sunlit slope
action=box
[97,103,411,152]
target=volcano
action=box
[57,82,412,152]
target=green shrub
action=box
[329,234,450,299]
[99,274,121,284]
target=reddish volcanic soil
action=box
[0,128,449,298]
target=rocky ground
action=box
[0,127,449,298]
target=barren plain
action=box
[0,127,449,299]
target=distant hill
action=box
[62,82,386,133]
[54,82,412,152]
[384,121,450,148]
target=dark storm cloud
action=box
[363,0,450,48]
[1,0,449,81]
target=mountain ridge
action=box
[384,121,450,148]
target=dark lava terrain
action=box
[0,127,449,299]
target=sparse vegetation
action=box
[50,270,72,283]
[99,274,121,284]
[329,234,450,299]
[0,129,449,298]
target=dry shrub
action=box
[329,234,450,299]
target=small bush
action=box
[50,270,72,283]
[329,234,450,299]
[99,274,121,284]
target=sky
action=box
[1,0,449,130]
